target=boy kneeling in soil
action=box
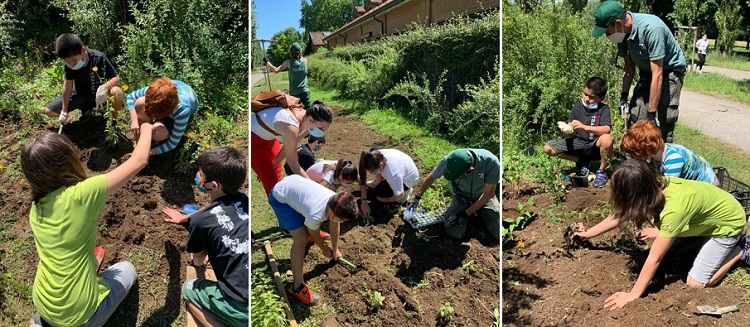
[44,33,124,126]
[410,149,500,240]
[543,76,614,188]
[269,174,359,305]
[181,147,249,326]
[572,160,746,310]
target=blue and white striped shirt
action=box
[662,143,716,184]
[126,80,198,154]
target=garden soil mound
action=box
[502,184,750,326]
[261,107,500,326]
[0,115,247,326]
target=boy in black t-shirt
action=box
[44,33,124,124]
[543,77,614,188]
[284,135,326,176]
[180,147,248,326]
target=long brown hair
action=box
[21,133,87,203]
[610,159,667,229]
[358,150,384,184]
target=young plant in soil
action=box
[461,260,476,274]
[368,290,385,311]
[437,302,454,322]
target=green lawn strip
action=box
[693,42,750,72]
[682,72,750,105]
[674,123,750,184]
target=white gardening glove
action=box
[95,85,108,109]
[58,111,69,125]
[557,121,574,134]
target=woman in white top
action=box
[694,33,709,72]
[358,149,419,216]
[250,100,333,195]
[306,159,359,191]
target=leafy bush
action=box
[308,11,499,150]
[0,0,18,51]
[250,272,288,327]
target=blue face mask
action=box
[309,126,325,137]
[313,145,321,151]
[194,175,209,192]
[581,98,599,110]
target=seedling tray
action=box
[714,167,750,220]
[403,207,445,229]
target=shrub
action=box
[250,272,288,327]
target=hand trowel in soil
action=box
[94,246,105,273]
[695,304,740,316]
[337,257,358,271]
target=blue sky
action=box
[253,0,304,41]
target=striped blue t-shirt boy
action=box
[126,80,198,155]
[661,143,717,184]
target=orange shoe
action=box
[307,231,331,244]
[290,283,320,305]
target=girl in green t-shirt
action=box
[572,159,746,311]
[22,124,155,326]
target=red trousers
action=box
[251,132,282,195]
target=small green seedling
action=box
[438,302,454,320]
[461,260,476,274]
[368,291,385,310]
[361,215,375,226]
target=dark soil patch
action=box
[0,115,248,326]
[259,106,500,326]
[502,185,750,326]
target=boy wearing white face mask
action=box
[592,1,686,144]
[543,77,614,188]
[43,33,124,125]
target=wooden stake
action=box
[263,240,298,327]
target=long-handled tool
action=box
[254,39,275,91]
[263,240,298,327]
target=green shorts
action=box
[182,278,248,326]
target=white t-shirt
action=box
[306,160,339,189]
[272,175,334,230]
[380,149,419,196]
[695,38,709,54]
[250,107,299,141]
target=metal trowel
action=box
[695,304,740,316]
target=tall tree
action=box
[299,0,351,33]
[267,27,304,66]
[251,1,263,69]
[715,0,743,56]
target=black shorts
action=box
[153,117,175,147]
[45,94,95,114]
[545,138,601,161]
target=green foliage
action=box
[251,272,288,327]
[308,11,499,150]
[118,0,248,117]
[251,1,263,69]
[267,27,304,66]
[461,260,476,274]
[715,0,744,56]
[501,197,536,241]
[0,0,18,51]
[50,0,120,54]
[300,0,352,39]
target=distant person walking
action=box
[264,42,311,109]
[695,33,709,72]
[592,1,686,143]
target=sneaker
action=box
[307,230,331,244]
[575,160,590,177]
[593,169,609,188]
[79,109,92,122]
[741,235,750,266]
[290,283,320,305]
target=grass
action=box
[674,123,750,184]
[682,72,750,105]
